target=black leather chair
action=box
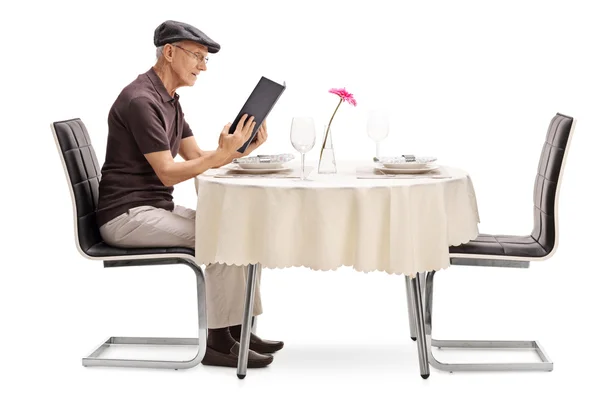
[52,118,207,369]
[408,113,576,372]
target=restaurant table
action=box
[194,160,480,378]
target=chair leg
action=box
[410,273,430,379]
[236,263,259,379]
[423,270,553,372]
[82,257,207,369]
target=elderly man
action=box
[95,20,283,368]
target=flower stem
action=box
[320,98,343,162]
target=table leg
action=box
[236,263,258,379]
[405,275,417,341]
[411,272,430,379]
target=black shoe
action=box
[229,327,284,354]
[201,342,273,368]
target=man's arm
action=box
[147,115,257,186]
[178,136,205,160]
[178,137,234,168]
[145,149,229,187]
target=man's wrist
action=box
[210,149,232,167]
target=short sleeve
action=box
[127,96,170,154]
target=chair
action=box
[52,117,209,369]
[406,112,576,372]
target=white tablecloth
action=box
[194,161,480,276]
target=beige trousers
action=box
[99,205,263,329]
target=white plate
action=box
[229,165,292,174]
[381,162,430,169]
[238,163,285,170]
[377,156,437,164]
[375,165,439,174]
[234,153,295,167]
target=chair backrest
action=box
[52,118,103,257]
[532,112,575,256]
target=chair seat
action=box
[87,242,195,258]
[449,234,548,258]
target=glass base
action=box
[318,125,337,174]
[318,148,337,174]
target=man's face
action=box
[169,41,209,86]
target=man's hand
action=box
[217,114,255,160]
[238,119,268,158]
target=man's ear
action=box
[163,44,175,61]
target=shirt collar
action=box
[146,67,179,103]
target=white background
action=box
[1,0,599,398]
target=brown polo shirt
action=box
[96,67,193,227]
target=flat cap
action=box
[154,20,220,53]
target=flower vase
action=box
[318,125,337,174]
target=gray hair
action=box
[156,42,182,60]
[156,45,164,60]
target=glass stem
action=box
[376,141,381,158]
[301,153,305,180]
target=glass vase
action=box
[318,125,337,174]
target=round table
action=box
[193,160,480,276]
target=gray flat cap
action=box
[154,20,220,53]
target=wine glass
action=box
[290,116,316,180]
[367,110,390,159]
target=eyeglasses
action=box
[171,44,209,64]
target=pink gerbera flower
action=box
[328,87,357,106]
[319,87,357,164]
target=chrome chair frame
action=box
[81,256,208,370]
